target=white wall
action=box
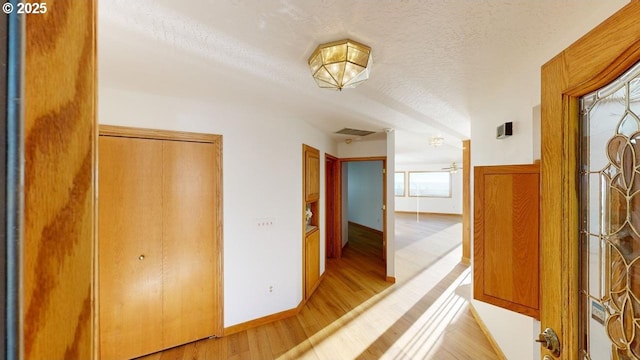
[347,161,384,231]
[394,164,462,215]
[338,139,386,158]
[99,86,336,328]
[469,1,629,359]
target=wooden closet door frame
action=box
[97,125,224,338]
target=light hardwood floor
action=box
[137,213,499,359]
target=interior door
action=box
[541,2,640,359]
[99,136,164,360]
[162,140,217,348]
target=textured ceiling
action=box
[99,0,628,164]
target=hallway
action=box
[140,213,499,359]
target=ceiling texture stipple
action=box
[99,0,628,165]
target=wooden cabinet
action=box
[473,163,540,319]
[304,145,320,202]
[99,136,164,359]
[98,127,222,360]
[303,144,321,299]
[305,229,321,297]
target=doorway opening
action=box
[325,156,387,276]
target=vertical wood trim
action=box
[23,1,96,358]
[468,304,507,360]
[382,159,387,262]
[462,140,471,264]
[214,137,224,337]
[541,2,640,358]
[541,53,569,359]
[325,154,342,259]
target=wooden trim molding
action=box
[99,125,219,143]
[340,156,386,162]
[224,300,305,336]
[462,140,471,265]
[24,2,97,358]
[325,154,342,259]
[385,276,396,283]
[224,271,328,336]
[469,304,507,360]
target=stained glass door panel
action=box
[580,61,640,359]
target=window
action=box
[408,171,451,197]
[394,172,406,196]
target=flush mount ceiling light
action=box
[429,135,444,147]
[308,39,372,90]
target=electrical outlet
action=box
[255,217,275,229]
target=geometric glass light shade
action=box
[308,39,372,90]
[429,135,444,147]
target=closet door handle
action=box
[138,255,145,260]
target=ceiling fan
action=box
[442,162,460,173]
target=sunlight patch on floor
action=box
[277,241,470,360]
[385,269,471,359]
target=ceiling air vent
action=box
[335,128,376,136]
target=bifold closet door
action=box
[161,140,217,348]
[98,136,164,360]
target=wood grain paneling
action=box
[304,145,320,202]
[474,164,540,319]
[305,229,321,298]
[162,140,217,347]
[541,2,640,358]
[98,137,164,360]
[23,1,96,358]
[462,140,471,264]
[325,154,342,259]
[302,144,321,301]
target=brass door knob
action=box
[535,328,560,357]
[138,255,145,260]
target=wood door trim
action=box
[340,157,388,272]
[325,154,342,259]
[462,140,471,265]
[340,156,386,162]
[541,2,640,358]
[24,1,97,358]
[100,125,220,144]
[97,125,224,339]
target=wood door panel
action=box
[305,229,320,297]
[162,141,217,347]
[474,164,540,319]
[23,1,96,359]
[304,146,320,202]
[98,136,164,360]
[483,173,539,309]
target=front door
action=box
[579,61,640,359]
[541,2,640,359]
